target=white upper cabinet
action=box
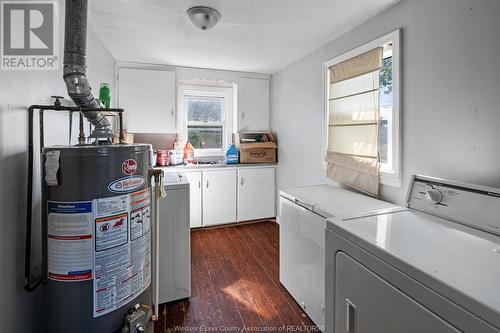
[238,77,270,131]
[118,67,176,133]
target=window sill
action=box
[380,171,401,188]
[194,149,224,158]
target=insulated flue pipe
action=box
[63,0,113,139]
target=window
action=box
[187,96,224,149]
[179,85,233,157]
[379,45,393,168]
[324,30,401,187]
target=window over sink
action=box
[179,85,234,157]
[187,96,224,149]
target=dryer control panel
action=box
[407,175,500,236]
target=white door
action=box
[118,67,176,133]
[238,77,270,131]
[184,171,202,228]
[335,252,461,333]
[202,169,237,226]
[237,167,275,221]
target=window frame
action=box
[323,29,402,187]
[178,85,233,157]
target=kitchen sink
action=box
[193,160,222,165]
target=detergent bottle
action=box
[224,144,239,164]
[184,141,194,163]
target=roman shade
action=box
[325,47,383,196]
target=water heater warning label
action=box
[47,201,93,282]
[93,188,151,318]
[95,213,128,251]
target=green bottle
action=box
[99,83,111,108]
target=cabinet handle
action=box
[198,181,201,189]
[171,108,174,116]
[346,298,356,333]
[206,180,209,188]
[240,177,245,186]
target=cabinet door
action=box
[279,198,325,329]
[335,252,460,333]
[202,169,237,226]
[184,171,202,228]
[118,68,176,133]
[237,168,275,221]
[238,78,270,131]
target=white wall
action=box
[271,0,500,205]
[0,0,116,330]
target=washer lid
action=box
[327,209,500,329]
[279,184,396,218]
[163,171,189,189]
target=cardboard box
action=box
[235,132,277,163]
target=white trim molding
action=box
[178,84,234,157]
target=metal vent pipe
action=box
[63,0,113,139]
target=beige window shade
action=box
[326,47,383,196]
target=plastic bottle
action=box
[99,83,111,108]
[184,141,194,163]
[171,139,182,165]
[224,144,239,164]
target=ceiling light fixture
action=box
[187,6,221,31]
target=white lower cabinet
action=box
[184,171,202,228]
[237,167,275,221]
[279,197,325,329]
[202,169,237,226]
[166,166,276,228]
[335,252,460,333]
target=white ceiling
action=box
[89,0,398,74]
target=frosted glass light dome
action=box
[187,6,221,31]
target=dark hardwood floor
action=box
[155,220,318,332]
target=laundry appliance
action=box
[325,175,500,333]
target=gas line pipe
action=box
[150,168,164,322]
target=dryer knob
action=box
[425,189,443,204]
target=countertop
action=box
[155,162,277,171]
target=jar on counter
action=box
[156,150,170,166]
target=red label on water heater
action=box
[121,159,137,175]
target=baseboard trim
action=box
[191,218,277,231]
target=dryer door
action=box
[335,252,460,333]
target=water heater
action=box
[42,144,154,333]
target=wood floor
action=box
[155,220,318,332]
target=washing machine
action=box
[157,171,191,303]
[325,175,500,333]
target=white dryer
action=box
[325,175,500,333]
